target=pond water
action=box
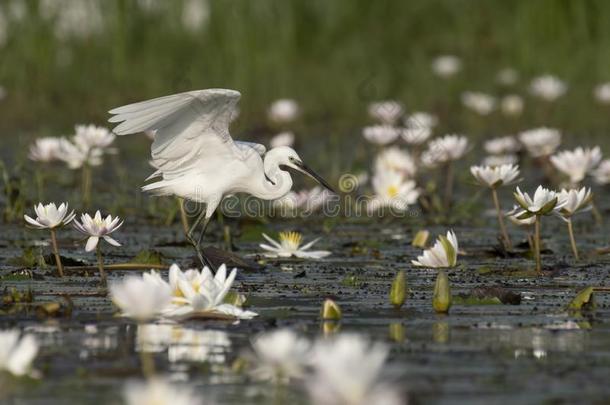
[1,200,609,404]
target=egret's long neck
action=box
[250,155,293,200]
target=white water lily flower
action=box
[519,127,562,158]
[307,334,402,405]
[461,91,496,115]
[24,202,75,229]
[164,264,257,320]
[550,146,602,184]
[470,164,520,188]
[374,147,417,178]
[497,68,519,85]
[432,55,461,78]
[251,329,311,382]
[404,111,438,130]
[259,232,331,259]
[0,330,39,377]
[124,378,201,405]
[594,82,610,104]
[73,124,115,150]
[270,131,295,148]
[168,263,209,300]
[500,94,524,116]
[529,74,567,101]
[110,271,172,321]
[367,100,404,125]
[73,210,123,251]
[181,0,210,32]
[362,125,399,145]
[423,134,469,164]
[593,159,610,184]
[368,170,420,213]
[57,137,103,169]
[484,136,521,155]
[514,186,566,216]
[556,187,593,219]
[28,137,63,162]
[400,126,432,145]
[506,205,536,226]
[483,154,518,167]
[412,230,459,268]
[268,99,299,124]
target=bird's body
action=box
[109,88,332,267]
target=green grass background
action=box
[1,0,610,145]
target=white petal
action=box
[85,236,99,252]
[103,235,121,247]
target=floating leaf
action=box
[131,250,165,265]
[455,286,521,305]
[341,274,364,288]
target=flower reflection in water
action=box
[136,324,231,364]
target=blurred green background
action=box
[1,0,610,143]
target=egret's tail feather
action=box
[141,180,173,196]
[145,170,162,181]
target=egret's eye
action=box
[288,156,296,162]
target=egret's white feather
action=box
[236,141,266,156]
[108,89,309,210]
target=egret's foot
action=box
[186,234,215,270]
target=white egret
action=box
[109,89,334,268]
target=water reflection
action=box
[136,324,231,364]
[389,322,406,343]
[81,324,120,359]
[432,321,450,344]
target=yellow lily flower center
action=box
[386,185,399,198]
[279,231,302,250]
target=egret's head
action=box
[268,146,335,192]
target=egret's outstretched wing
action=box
[235,141,266,156]
[108,89,243,179]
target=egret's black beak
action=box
[294,160,336,193]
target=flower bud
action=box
[412,230,430,248]
[389,270,406,309]
[321,298,342,320]
[433,271,452,313]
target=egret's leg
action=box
[184,209,208,266]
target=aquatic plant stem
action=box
[566,218,579,260]
[96,245,107,284]
[178,197,190,235]
[534,215,542,274]
[49,228,64,277]
[82,164,92,208]
[444,161,454,210]
[491,188,512,250]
